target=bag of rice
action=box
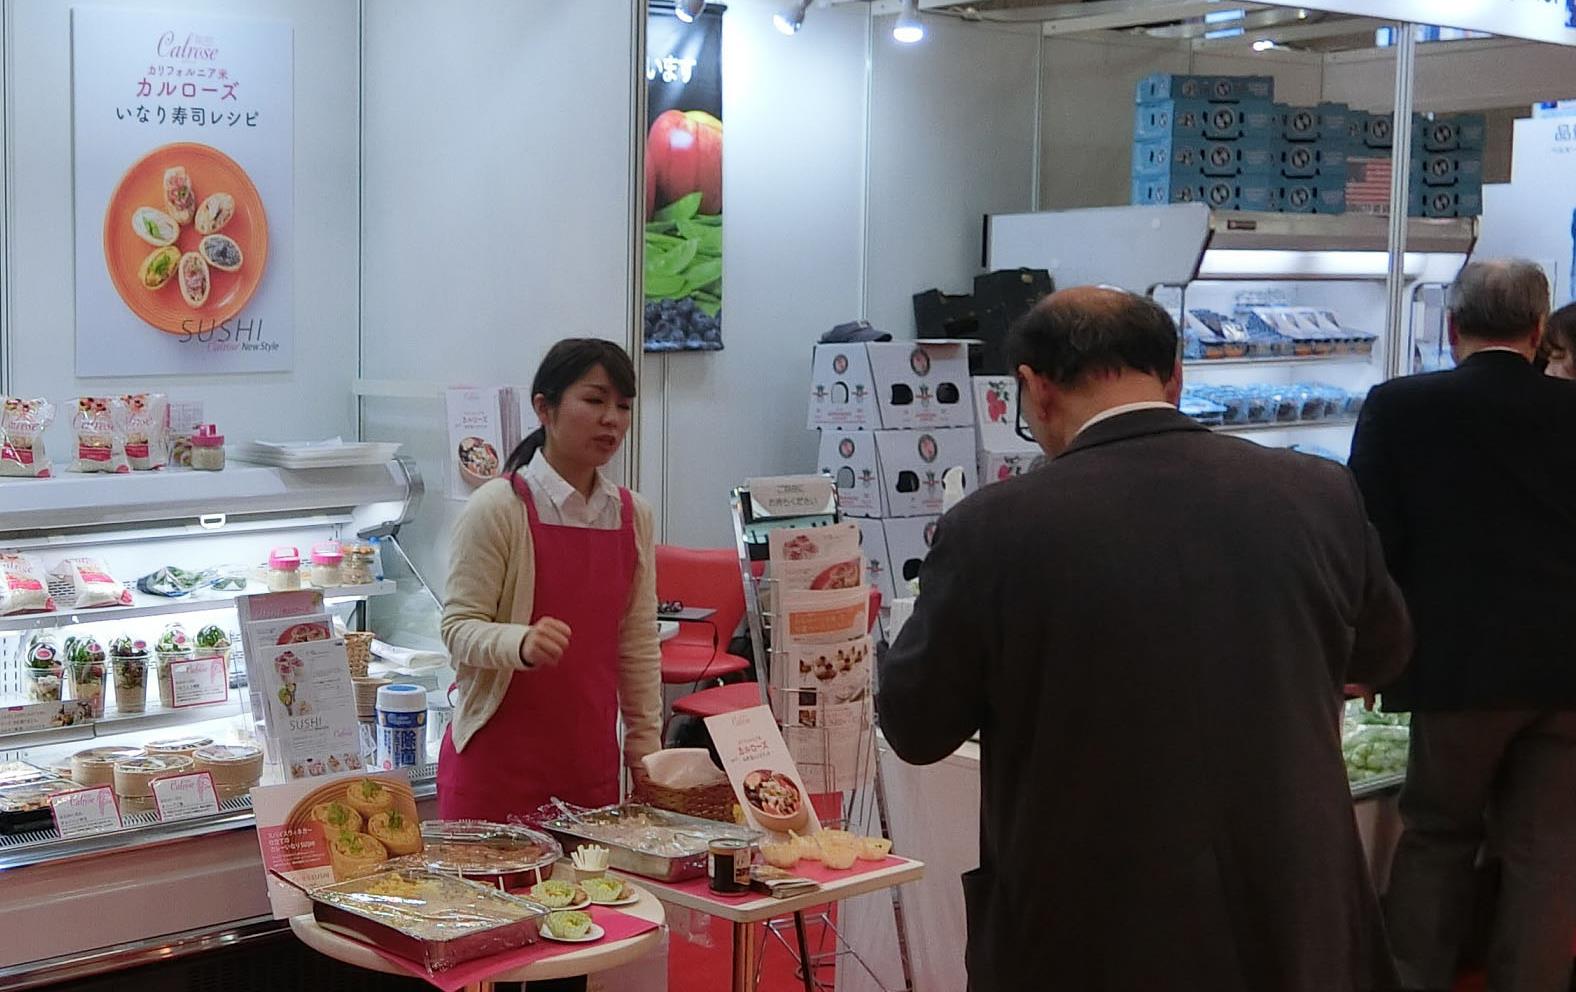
[0,553,56,615]
[0,397,54,478]
[50,558,133,609]
[120,393,168,471]
[72,397,130,474]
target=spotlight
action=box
[1252,38,1276,51]
[774,0,812,35]
[893,0,924,43]
[675,0,706,23]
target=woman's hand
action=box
[520,618,571,668]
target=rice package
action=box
[72,397,129,474]
[50,558,133,609]
[0,397,54,478]
[0,553,56,615]
[120,393,168,471]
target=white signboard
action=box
[1291,1,1576,47]
[71,8,295,376]
[1477,117,1576,306]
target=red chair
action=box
[656,545,751,686]
[672,587,883,722]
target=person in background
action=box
[1540,301,1576,379]
[879,286,1411,992]
[1350,260,1576,992]
[439,338,660,820]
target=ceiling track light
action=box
[675,0,707,24]
[893,0,924,44]
[774,0,813,36]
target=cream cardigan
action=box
[441,477,662,767]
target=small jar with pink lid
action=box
[190,424,225,471]
[267,547,302,592]
[310,542,344,588]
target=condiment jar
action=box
[340,540,377,587]
[190,425,225,471]
[309,543,344,588]
[267,547,302,592]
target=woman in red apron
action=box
[439,337,660,827]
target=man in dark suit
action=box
[878,286,1411,992]
[1349,259,1576,992]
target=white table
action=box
[658,620,679,642]
[290,884,665,989]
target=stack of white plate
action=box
[235,439,402,469]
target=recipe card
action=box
[705,705,821,841]
[252,770,418,918]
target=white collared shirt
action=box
[1075,401,1176,439]
[521,453,621,529]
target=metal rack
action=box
[730,478,914,992]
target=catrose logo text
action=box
[157,31,219,61]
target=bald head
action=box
[1006,286,1178,387]
[1450,259,1550,343]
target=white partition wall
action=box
[2,0,361,440]
[358,0,639,581]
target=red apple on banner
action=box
[648,109,722,215]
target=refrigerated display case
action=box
[985,203,1477,458]
[0,459,448,984]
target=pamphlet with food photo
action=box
[252,771,419,918]
[767,521,860,568]
[445,387,508,501]
[71,8,294,376]
[705,705,822,840]
[777,587,870,648]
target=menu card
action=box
[50,785,123,838]
[152,771,221,821]
[169,656,229,708]
[251,770,418,918]
[237,592,362,781]
[705,705,822,840]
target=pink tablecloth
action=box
[641,855,910,906]
[368,905,659,992]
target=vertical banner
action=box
[644,3,724,352]
[71,8,295,376]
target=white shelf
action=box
[1185,353,1375,368]
[0,461,411,533]
[0,581,396,634]
[1211,418,1357,434]
[0,697,246,750]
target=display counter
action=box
[0,460,450,986]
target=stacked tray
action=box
[541,803,761,882]
[311,868,549,972]
[408,820,563,891]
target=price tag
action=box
[170,657,229,708]
[151,772,221,822]
[50,786,123,838]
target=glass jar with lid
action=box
[341,540,377,587]
[268,547,302,592]
[310,543,344,588]
[190,424,225,471]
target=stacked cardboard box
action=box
[1345,110,1485,218]
[808,341,978,609]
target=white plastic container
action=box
[376,683,427,770]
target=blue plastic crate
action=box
[1279,143,1349,179]
[1412,152,1484,187]
[1276,183,1347,214]
[1410,186,1484,217]
[1132,136,1277,177]
[1414,113,1487,152]
[1137,73,1275,104]
[1134,100,1278,142]
[1133,175,1274,211]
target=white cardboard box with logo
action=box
[852,517,896,613]
[817,429,885,518]
[882,516,941,596]
[807,345,880,430]
[867,341,975,430]
[873,428,978,518]
[972,376,1043,486]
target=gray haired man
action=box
[1350,259,1576,992]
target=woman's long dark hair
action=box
[503,338,638,475]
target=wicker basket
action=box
[633,780,740,824]
[343,632,374,678]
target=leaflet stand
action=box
[731,480,915,992]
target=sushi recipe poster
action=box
[645,3,724,353]
[71,8,294,376]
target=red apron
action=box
[437,473,638,821]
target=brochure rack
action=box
[730,478,915,992]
